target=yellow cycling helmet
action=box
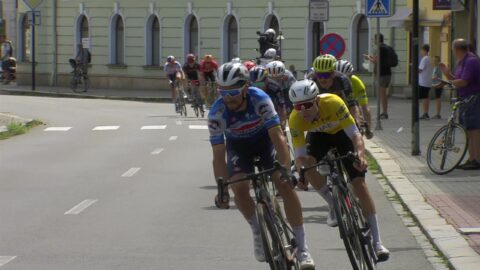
[312,54,336,73]
[203,54,214,62]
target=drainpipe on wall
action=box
[50,0,57,87]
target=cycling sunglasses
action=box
[218,88,242,97]
[315,72,333,79]
[293,101,315,111]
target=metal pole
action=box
[375,17,382,130]
[411,0,420,155]
[31,11,36,91]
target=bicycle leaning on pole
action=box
[426,79,477,175]
[216,160,301,270]
[298,149,377,270]
[70,62,89,93]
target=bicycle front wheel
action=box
[257,202,288,270]
[70,77,79,92]
[427,123,468,175]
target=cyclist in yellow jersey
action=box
[288,79,390,262]
[335,59,374,139]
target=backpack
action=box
[384,45,398,67]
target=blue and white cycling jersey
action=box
[208,87,281,145]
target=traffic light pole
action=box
[411,0,420,155]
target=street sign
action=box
[82,38,91,49]
[319,33,346,59]
[309,0,329,22]
[23,0,44,10]
[26,11,41,25]
[366,0,391,17]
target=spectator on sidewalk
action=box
[440,38,480,170]
[419,44,433,120]
[69,44,91,77]
[1,35,14,85]
[431,56,444,119]
[365,33,398,119]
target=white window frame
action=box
[109,12,127,65]
[221,13,240,63]
[183,14,200,63]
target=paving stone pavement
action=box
[367,96,480,270]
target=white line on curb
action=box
[0,256,16,267]
[64,199,98,215]
[169,136,178,141]
[151,148,164,155]
[44,127,72,131]
[92,126,119,131]
[188,125,208,130]
[121,167,141,177]
[141,125,167,130]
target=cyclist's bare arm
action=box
[212,144,228,180]
[346,126,368,171]
[268,125,291,169]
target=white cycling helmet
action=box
[265,28,276,36]
[263,48,277,59]
[231,57,241,63]
[289,79,319,104]
[335,59,354,75]
[216,62,249,87]
[266,60,285,77]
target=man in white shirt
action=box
[419,44,433,119]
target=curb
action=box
[0,89,171,103]
[365,139,480,270]
[0,113,34,133]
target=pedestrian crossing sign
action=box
[366,0,391,17]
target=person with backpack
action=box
[365,33,398,119]
[1,35,14,85]
[69,43,91,78]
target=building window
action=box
[354,15,369,72]
[110,15,124,65]
[20,14,31,62]
[185,15,199,57]
[76,15,89,54]
[146,15,160,66]
[312,22,324,61]
[265,15,279,34]
[226,16,238,61]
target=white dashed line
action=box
[0,256,16,267]
[169,136,178,141]
[141,125,167,130]
[188,125,208,130]
[121,167,141,177]
[176,121,182,125]
[64,199,98,215]
[44,127,72,131]
[92,126,119,131]
[151,148,164,155]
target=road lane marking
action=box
[188,125,208,130]
[0,256,16,267]
[92,126,120,131]
[121,167,141,177]
[169,136,178,141]
[151,148,164,155]
[64,199,98,215]
[141,125,167,130]
[176,121,182,125]
[44,127,72,131]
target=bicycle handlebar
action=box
[298,151,358,181]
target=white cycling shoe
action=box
[297,249,315,270]
[375,243,390,262]
[253,233,266,262]
[327,207,338,227]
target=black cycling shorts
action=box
[203,71,216,82]
[306,130,366,180]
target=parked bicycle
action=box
[187,80,205,118]
[298,150,377,270]
[217,160,300,270]
[70,62,89,93]
[426,80,477,175]
[173,80,187,117]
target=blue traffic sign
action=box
[366,0,391,17]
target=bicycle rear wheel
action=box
[70,76,79,92]
[332,185,370,270]
[427,123,467,175]
[257,202,289,270]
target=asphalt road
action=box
[0,95,436,269]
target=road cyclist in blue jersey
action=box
[208,62,315,269]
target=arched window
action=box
[146,15,160,66]
[20,14,31,62]
[353,15,369,71]
[76,15,89,54]
[226,16,238,61]
[185,16,199,57]
[265,15,279,34]
[110,15,125,65]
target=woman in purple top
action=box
[440,39,480,170]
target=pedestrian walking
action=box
[419,44,433,120]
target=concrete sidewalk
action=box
[367,98,480,270]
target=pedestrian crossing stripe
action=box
[44,127,72,131]
[141,125,167,130]
[92,126,120,131]
[369,0,388,14]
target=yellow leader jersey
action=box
[350,75,368,106]
[288,93,356,149]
